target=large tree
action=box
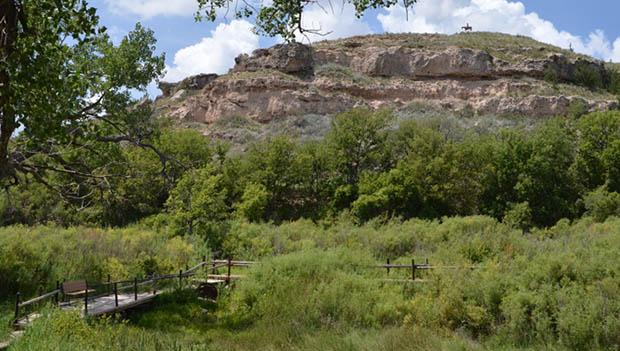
[196,0,417,41]
[0,0,165,198]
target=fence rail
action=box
[12,255,473,326]
[12,256,255,326]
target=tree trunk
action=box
[0,0,18,180]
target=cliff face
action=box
[153,33,618,143]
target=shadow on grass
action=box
[119,287,246,336]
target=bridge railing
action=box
[12,257,256,325]
[13,287,61,327]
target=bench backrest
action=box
[62,280,88,293]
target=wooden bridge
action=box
[11,258,255,331]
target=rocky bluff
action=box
[154,33,618,127]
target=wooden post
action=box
[54,281,60,305]
[386,258,390,275]
[107,274,111,295]
[212,258,216,274]
[134,277,138,301]
[114,282,118,307]
[84,282,89,315]
[152,275,157,295]
[179,269,183,289]
[425,258,429,265]
[227,257,232,285]
[202,255,207,279]
[411,259,416,281]
[14,292,20,323]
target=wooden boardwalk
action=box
[8,258,254,345]
[81,291,162,316]
[14,291,165,330]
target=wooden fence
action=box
[12,257,256,326]
[13,256,471,325]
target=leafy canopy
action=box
[0,0,165,198]
[195,0,417,41]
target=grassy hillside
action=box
[315,32,591,63]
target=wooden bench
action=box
[62,280,94,298]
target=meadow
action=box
[2,215,619,350]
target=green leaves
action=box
[574,111,620,191]
[327,108,392,186]
[195,0,417,42]
[1,1,165,206]
[166,165,229,237]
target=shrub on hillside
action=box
[567,99,588,119]
[574,63,603,90]
[607,68,620,95]
[584,187,620,222]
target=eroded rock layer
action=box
[154,33,618,127]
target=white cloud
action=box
[378,0,620,62]
[613,38,620,62]
[295,3,373,42]
[164,20,259,82]
[134,0,620,84]
[104,0,197,18]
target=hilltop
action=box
[153,32,619,146]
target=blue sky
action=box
[89,0,620,96]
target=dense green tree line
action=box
[2,109,620,241]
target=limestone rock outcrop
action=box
[153,33,618,131]
[232,42,314,75]
[158,73,218,98]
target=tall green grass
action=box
[9,307,213,351]
[218,216,620,349]
[4,215,620,350]
[0,226,202,299]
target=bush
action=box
[574,63,603,90]
[235,183,269,222]
[607,68,620,95]
[222,249,403,335]
[10,307,211,351]
[0,226,196,299]
[567,99,588,119]
[502,202,533,231]
[544,67,559,86]
[584,187,620,222]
